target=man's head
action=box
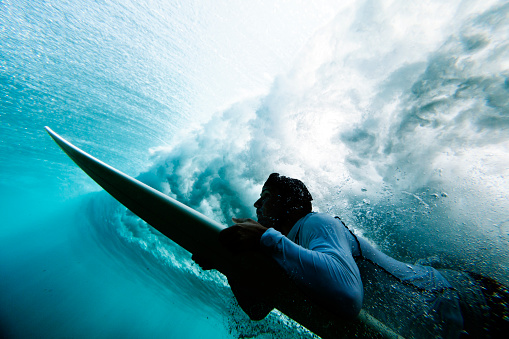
[254,173,313,232]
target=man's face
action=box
[254,187,284,229]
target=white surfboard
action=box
[45,126,402,339]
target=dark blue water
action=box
[1,1,508,338]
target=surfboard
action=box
[45,126,402,339]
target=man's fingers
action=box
[220,225,261,253]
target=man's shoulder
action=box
[298,213,350,246]
[301,212,339,229]
[305,212,337,223]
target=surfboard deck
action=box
[45,126,402,339]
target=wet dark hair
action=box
[263,173,313,219]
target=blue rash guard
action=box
[260,212,363,317]
[260,212,464,338]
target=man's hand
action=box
[219,218,268,253]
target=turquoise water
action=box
[1,1,508,338]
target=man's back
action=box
[288,213,464,337]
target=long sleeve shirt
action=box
[260,212,363,317]
[260,212,463,338]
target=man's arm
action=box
[221,216,363,319]
[260,225,363,318]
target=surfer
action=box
[220,173,364,322]
[196,173,508,338]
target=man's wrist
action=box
[260,228,283,253]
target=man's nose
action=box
[254,198,261,208]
